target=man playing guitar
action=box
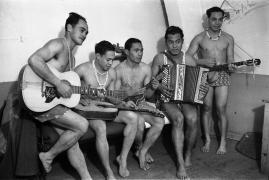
[114,38,165,171]
[74,40,138,179]
[186,6,236,155]
[27,13,92,179]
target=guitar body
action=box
[22,65,81,112]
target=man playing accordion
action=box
[151,26,198,180]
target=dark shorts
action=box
[31,105,69,122]
[209,71,231,87]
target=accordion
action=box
[159,64,209,104]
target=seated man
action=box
[151,26,198,179]
[114,38,165,171]
[26,12,91,179]
[74,40,138,179]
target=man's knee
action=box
[155,117,165,129]
[123,111,138,125]
[203,104,212,112]
[77,117,89,135]
[92,122,106,136]
[216,105,227,116]
[137,117,145,131]
[171,114,184,128]
[185,113,198,128]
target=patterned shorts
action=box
[31,105,69,122]
[209,71,231,87]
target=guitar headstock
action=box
[245,59,261,66]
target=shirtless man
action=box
[74,40,138,179]
[27,12,92,179]
[186,6,235,155]
[114,38,165,170]
[151,26,197,179]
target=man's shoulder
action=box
[152,53,164,64]
[75,61,91,72]
[114,60,125,71]
[108,67,116,76]
[195,31,206,40]
[47,38,65,46]
[41,38,63,50]
[140,62,150,68]
[190,31,206,44]
[222,31,234,42]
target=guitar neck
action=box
[209,61,245,71]
[71,86,127,99]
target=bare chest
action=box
[121,68,145,89]
[83,70,110,89]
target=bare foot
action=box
[176,166,189,180]
[135,150,154,164]
[145,152,154,164]
[200,141,210,153]
[106,174,116,180]
[39,152,52,173]
[136,150,150,170]
[184,155,192,168]
[216,143,227,155]
[116,156,129,177]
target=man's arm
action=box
[227,35,235,64]
[28,39,71,98]
[145,65,156,99]
[226,34,236,72]
[28,39,62,86]
[185,35,200,66]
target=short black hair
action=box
[95,40,115,56]
[165,26,184,40]
[124,38,142,50]
[206,6,225,18]
[65,12,87,31]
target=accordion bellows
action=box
[160,64,209,104]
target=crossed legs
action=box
[39,110,92,180]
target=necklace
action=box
[92,60,108,88]
[123,61,137,88]
[64,37,74,70]
[206,30,222,41]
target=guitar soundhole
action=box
[44,86,59,103]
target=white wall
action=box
[164,0,269,75]
[0,0,167,82]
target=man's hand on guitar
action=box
[56,80,72,98]
[228,63,238,72]
[122,100,137,109]
[150,77,160,90]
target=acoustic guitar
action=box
[21,65,142,112]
